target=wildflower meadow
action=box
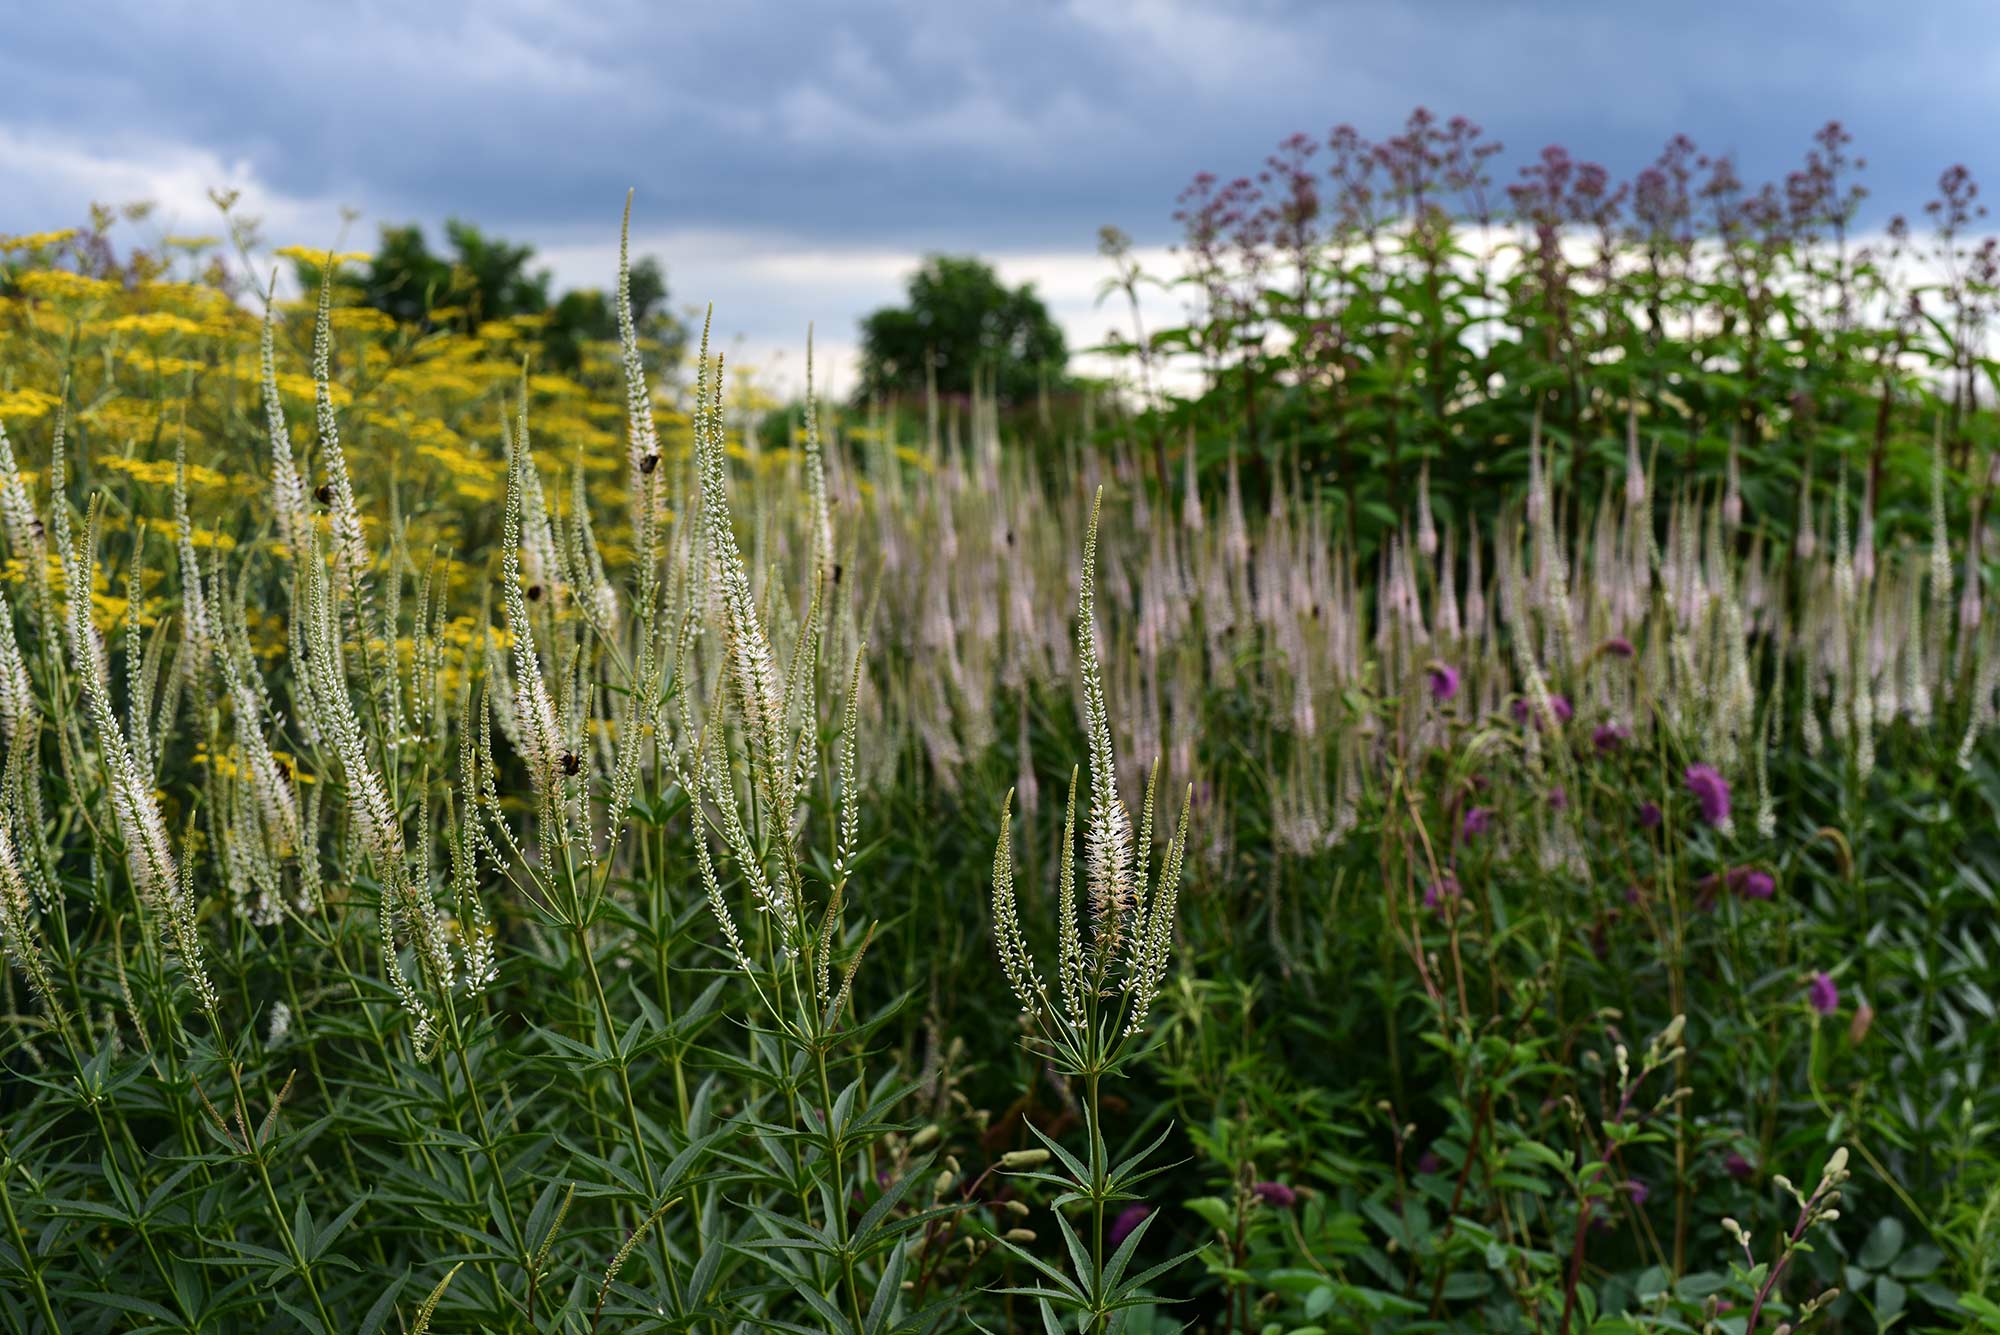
[1,112,1999,1335]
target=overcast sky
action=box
[5,0,1997,391]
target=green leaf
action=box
[1859,1216,1905,1271]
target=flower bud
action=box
[1000,1149,1051,1170]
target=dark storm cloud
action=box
[4,0,1997,253]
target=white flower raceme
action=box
[310,268,372,592]
[0,416,45,577]
[989,489,1192,1068]
[259,286,310,554]
[0,816,58,1016]
[500,428,564,794]
[0,588,34,746]
[58,487,215,1019]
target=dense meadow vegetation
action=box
[1,114,1999,1334]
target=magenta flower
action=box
[1808,971,1839,1016]
[1699,866,1775,908]
[1427,663,1460,701]
[1725,1151,1755,1181]
[1592,723,1630,754]
[1512,694,1573,728]
[1253,1181,1298,1209]
[1423,874,1461,914]
[1637,801,1662,829]
[1460,806,1491,840]
[1108,1203,1151,1247]
[1684,764,1731,827]
[1598,636,1636,658]
[1549,785,1568,811]
[1416,1150,1443,1175]
[1624,1179,1650,1207]
[1735,869,1775,900]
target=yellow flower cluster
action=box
[0,229,80,252]
[0,231,780,581]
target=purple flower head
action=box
[1808,971,1839,1016]
[1416,1150,1443,1175]
[1460,806,1491,840]
[1512,694,1573,729]
[1624,1178,1650,1208]
[1426,662,1460,701]
[1685,764,1732,827]
[1253,1181,1298,1209]
[1592,723,1631,754]
[1549,785,1568,811]
[1725,1151,1755,1182]
[1423,874,1461,914]
[1597,636,1637,659]
[1637,801,1663,829]
[1716,865,1773,900]
[1108,1203,1152,1247]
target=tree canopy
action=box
[856,255,1066,407]
[296,219,681,374]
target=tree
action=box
[857,255,1066,407]
[296,221,683,374]
[539,256,676,372]
[354,223,454,324]
[336,220,549,327]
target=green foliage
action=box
[1101,117,1997,561]
[294,218,685,373]
[857,255,1067,408]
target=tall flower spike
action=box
[1076,488,1137,963]
[0,587,34,747]
[988,501,1194,1065]
[617,192,662,500]
[0,415,44,580]
[500,422,562,794]
[0,818,61,1021]
[61,499,213,1014]
[1624,408,1647,509]
[1055,770,1085,1031]
[311,257,372,594]
[835,644,865,879]
[173,436,212,674]
[259,273,309,553]
[803,327,835,574]
[694,318,784,794]
[1124,782,1191,1036]
[219,623,301,860]
[989,791,1048,1017]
